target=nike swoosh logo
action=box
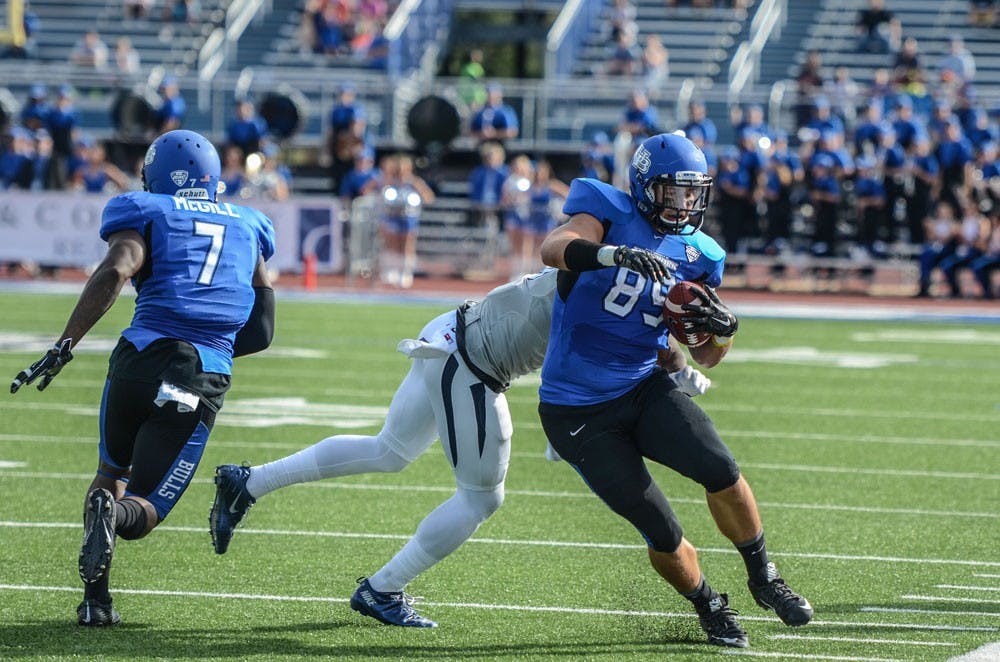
[569,424,586,437]
[229,498,244,514]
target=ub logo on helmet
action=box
[628,133,713,235]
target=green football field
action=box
[0,290,998,661]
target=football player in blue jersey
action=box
[10,129,277,627]
[536,132,812,648]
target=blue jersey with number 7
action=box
[539,178,725,406]
[100,191,276,375]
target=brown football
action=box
[664,281,711,347]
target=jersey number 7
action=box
[194,220,226,286]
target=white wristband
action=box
[711,334,734,348]
[596,245,617,267]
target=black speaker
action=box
[406,96,460,148]
[259,92,302,140]
[111,91,156,138]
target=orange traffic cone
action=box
[303,253,317,291]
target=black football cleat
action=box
[77,598,121,627]
[350,577,437,628]
[748,564,813,626]
[79,488,116,583]
[209,464,256,554]
[696,593,748,648]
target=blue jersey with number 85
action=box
[539,178,725,406]
[100,191,275,375]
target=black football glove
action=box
[681,286,739,337]
[613,246,675,284]
[10,338,74,394]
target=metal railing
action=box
[544,0,604,80]
[728,0,786,102]
[385,0,455,79]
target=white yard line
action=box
[972,574,1000,579]
[0,583,996,635]
[723,652,903,662]
[2,520,999,568]
[0,468,997,520]
[861,607,1000,617]
[768,634,956,647]
[936,585,1000,593]
[739,462,1000,481]
[902,595,1000,605]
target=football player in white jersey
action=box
[209,268,709,627]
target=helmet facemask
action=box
[642,171,712,234]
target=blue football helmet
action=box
[142,130,221,202]
[629,132,712,234]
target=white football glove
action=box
[544,442,563,462]
[669,365,711,397]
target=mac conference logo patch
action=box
[170,170,189,186]
[685,245,701,262]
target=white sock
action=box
[246,434,409,499]
[367,487,503,592]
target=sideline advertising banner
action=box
[0,192,342,272]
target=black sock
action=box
[737,531,772,584]
[682,576,719,613]
[115,498,148,540]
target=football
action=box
[664,281,711,347]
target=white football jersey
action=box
[460,268,557,387]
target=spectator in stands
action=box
[326,83,368,195]
[0,128,36,190]
[686,126,716,177]
[227,98,268,157]
[457,49,487,111]
[642,35,669,93]
[806,97,845,139]
[866,68,895,115]
[855,155,889,256]
[795,50,826,128]
[243,144,291,201]
[31,128,54,190]
[113,37,141,81]
[968,0,998,27]
[70,30,109,70]
[311,1,350,55]
[683,100,717,145]
[907,136,940,245]
[580,132,615,182]
[715,147,753,254]
[339,145,380,201]
[938,36,976,83]
[500,154,533,280]
[890,95,924,152]
[20,84,50,133]
[468,141,508,229]
[875,122,906,232]
[965,108,998,150]
[378,153,435,288]
[154,76,186,132]
[618,89,659,140]
[825,67,859,127]
[855,0,893,54]
[605,30,641,78]
[972,140,999,214]
[124,0,153,21]
[71,141,130,194]
[917,201,960,296]
[733,104,771,140]
[470,84,519,145]
[935,202,990,296]
[366,30,389,69]
[893,37,924,87]
[763,131,801,255]
[936,119,975,216]
[853,102,884,156]
[162,0,199,24]
[519,159,568,276]
[220,145,246,199]
[608,0,638,43]
[1,5,39,59]
[809,154,841,256]
[968,216,1000,298]
[46,85,78,189]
